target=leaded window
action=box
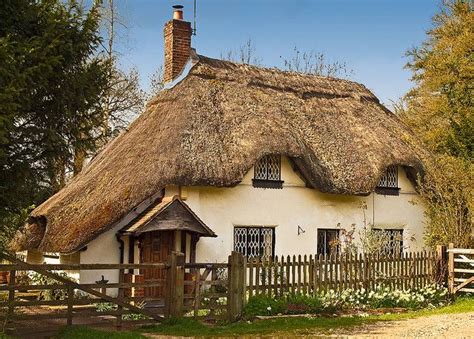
[373,229,404,256]
[252,154,284,188]
[376,165,399,195]
[317,229,340,256]
[377,165,398,188]
[234,227,275,259]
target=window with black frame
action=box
[252,154,284,189]
[234,227,275,259]
[373,228,404,256]
[317,229,340,256]
[376,165,400,195]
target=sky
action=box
[113,0,440,106]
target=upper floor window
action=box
[252,154,284,189]
[375,165,400,195]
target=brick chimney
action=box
[163,5,192,83]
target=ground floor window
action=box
[373,228,404,256]
[234,227,275,259]
[317,229,340,256]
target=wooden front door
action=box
[140,231,173,298]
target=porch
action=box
[118,196,216,302]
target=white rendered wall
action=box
[81,156,427,278]
[78,222,123,294]
[77,191,163,292]
[173,157,426,263]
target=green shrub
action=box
[244,294,286,317]
[244,284,449,317]
[339,284,449,310]
[30,272,72,301]
[285,294,323,314]
[95,301,149,320]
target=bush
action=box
[339,284,449,310]
[95,301,149,320]
[285,294,323,314]
[244,284,449,317]
[30,272,72,300]
[244,294,287,317]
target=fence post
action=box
[363,254,369,291]
[435,245,447,285]
[6,269,16,325]
[67,285,74,326]
[228,251,245,322]
[447,243,455,294]
[165,252,184,318]
[116,267,124,329]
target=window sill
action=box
[252,179,284,189]
[375,187,400,196]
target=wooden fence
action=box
[447,243,474,294]
[0,253,165,334]
[0,251,244,334]
[3,246,469,334]
[246,251,437,298]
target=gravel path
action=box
[346,312,474,338]
[144,312,474,338]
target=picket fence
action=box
[246,251,436,297]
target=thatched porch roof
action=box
[11,54,427,253]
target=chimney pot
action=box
[173,5,184,20]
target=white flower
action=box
[267,306,272,311]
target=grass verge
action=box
[58,296,474,338]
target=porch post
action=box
[173,230,182,252]
[26,250,44,264]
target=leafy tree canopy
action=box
[0,0,109,248]
[399,0,473,247]
[402,0,473,160]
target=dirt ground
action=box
[336,311,474,338]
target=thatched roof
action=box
[122,195,216,237]
[11,54,427,253]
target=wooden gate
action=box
[164,251,245,322]
[0,250,247,335]
[0,251,165,335]
[447,243,474,294]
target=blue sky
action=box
[114,0,439,106]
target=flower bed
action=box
[244,284,449,317]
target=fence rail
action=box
[3,245,469,334]
[246,251,436,298]
[447,244,474,293]
[0,251,241,334]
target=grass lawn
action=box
[58,296,474,338]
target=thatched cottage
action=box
[12,7,428,291]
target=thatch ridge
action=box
[11,54,427,253]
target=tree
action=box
[416,155,472,247]
[98,0,145,141]
[71,0,147,173]
[148,65,165,98]
[0,0,109,249]
[398,0,473,247]
[402,0,473,160]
